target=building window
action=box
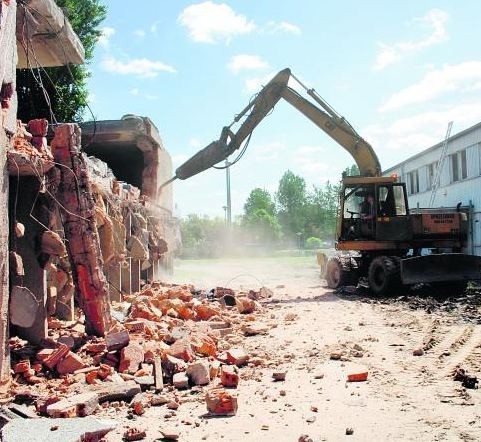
[450,149,467,182]
[407,170,419,195]
[427,162,436,189]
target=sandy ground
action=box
[104,257,481,442]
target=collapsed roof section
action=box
[80,115,173,213]
[16,0,85,68]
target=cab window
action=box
[377,184,407,216]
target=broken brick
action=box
[186,361,210,386]
[105,329,130,352]
[191,334,217,357]
[167,339,195,362]
[36,396,60,415]
[173,372,189,390]
[119,342,144,374]
[130,393,146,416]
[13,360,30,374]
[224,348,249,367]
[235,297,256,314]
[161,355,187,379]
[43,344,69,370]
[85,370,99,385]
[205,388,238,416]
[123,427,146,441]
[46,392,98,418]
[210,360,221,379]
[56,351,86,375]
[84,342,107,354]
[22,368,36,379]
[347,370,368,382]
[97,363,114,380]
[220,365,239,388]
[124,321,146,333]
[27,119,48,137]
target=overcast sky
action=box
[87,1,481,218]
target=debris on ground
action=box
[3,281,274,427]
[453,367,479,389]
[123,427,147,441]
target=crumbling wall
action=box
[51,124,111,336]
[0,0,17,384]
[0,0,17,134]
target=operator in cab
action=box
[360,194,375,220]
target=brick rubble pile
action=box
[7,282,274,427]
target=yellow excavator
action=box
[162,68,481,295]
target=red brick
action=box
[161,354,186,378]
[85,370,98,385]
[119,343,144,374]
[225,348,249,366]
[23,368,36,379]
[97,363,114,380]
[125,321,145,333]
[167,339,195,362]
[46,392,98,418]
[221,365,239,388]
[236,297,256,314]
[205,388,238,416]
[13,360,30,374]
[36,396,60,415]
[105,330,130,351]
[27,119,48,136]
[43,344,70,370]
[84,342,107,354]
[35,348,54,363]
[56,351,86,375]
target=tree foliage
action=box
[244,188,276,218]
[244,208,281,244]
[180,166,347,255]
[343,164,360,176]
[16,0,107,123]
[275,170,307,235]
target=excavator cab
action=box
[338,176,411,243]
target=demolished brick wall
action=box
[0,0,17,384]
[51,124,111,336]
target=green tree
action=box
[276,170,307,236]
[16,0,107,123]
[244,188,276,218]
[244,208,281,244]
[180,214,228,258]
[342,164,360,176]
[305,236,322,249]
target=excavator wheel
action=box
[325,257,350,289]
[368,256,401,296]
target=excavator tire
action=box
[326,257,350,289]
[368,256,401,296]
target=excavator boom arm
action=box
[172,68,381,184]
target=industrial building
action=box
[384,122,481,256]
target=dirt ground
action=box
[105,256,481,442]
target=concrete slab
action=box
[1,417,117,442]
